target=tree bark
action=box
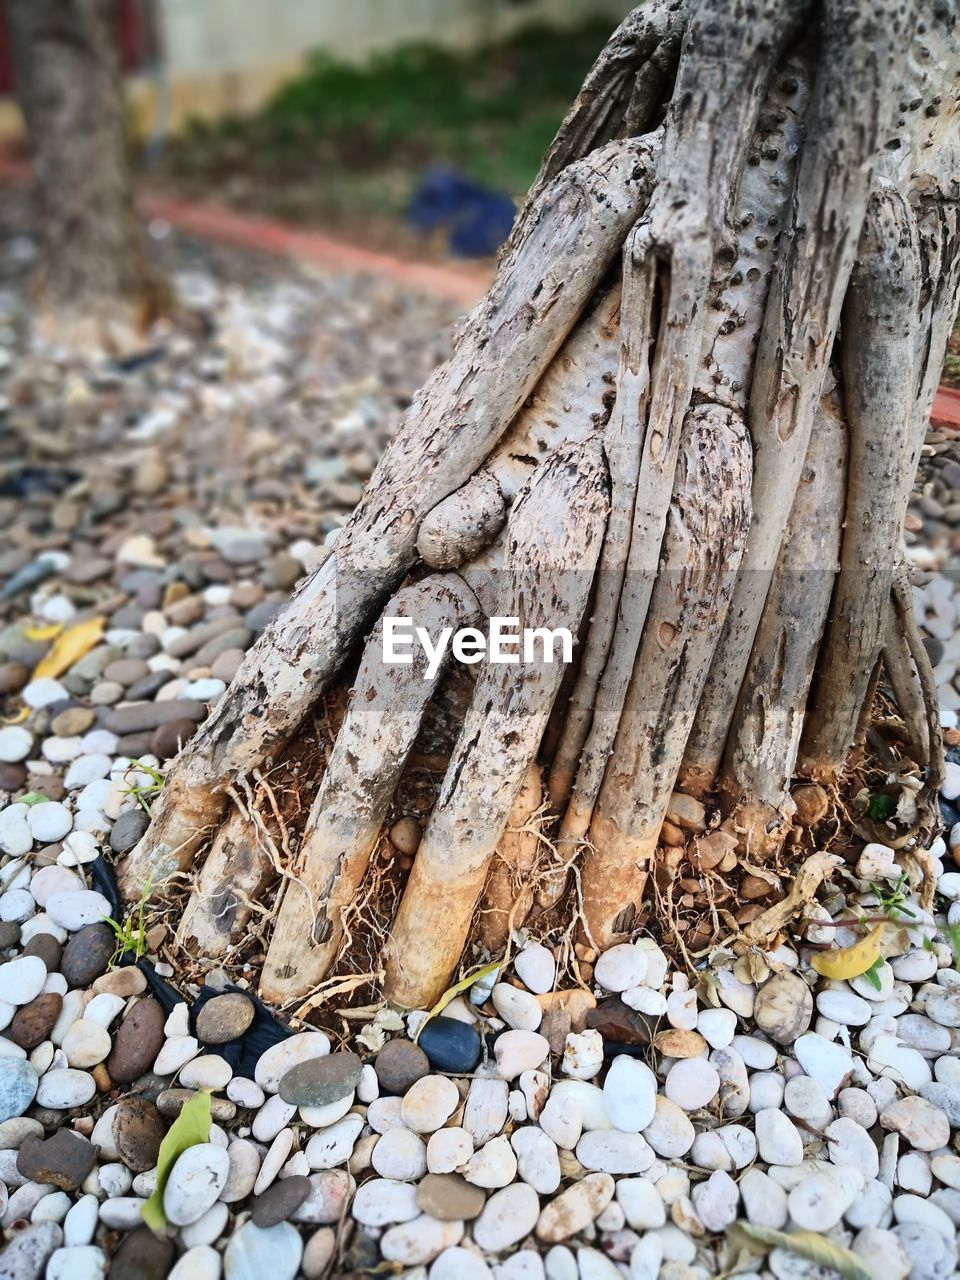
[7,0,156,325]
[121,0,960,1012]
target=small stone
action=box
[576,1129,653,1175]
[112,1096,166,1172]
[371,1126,428,1181]
[221,1138,261,1202]
[603,1055,656,1132]
[639,1095,694,1158]
[279,1052,361,1108]
[664,1058,720,1111]
[61,924,114,986]
[400,1075,460,1134]
[223,1221,303,1280]
[180,1055,233,1091]
[304,1114,363,1169]
[753,971,813,1044]
[562,1029,603,1080]
[463,1076,509,1145]
[816,987,872,1026]
[880,1095,951,1152]
[511,1125,561,1195]
[495,1030,550,1079]
[108,809,150,855]
[416,1173,486,1221]
[0,1224,63,1280]
[45,890,111,931]
[463,1134,517,1188]
[789,1171,856,1231]
[594,945,648,993]
[427,1127,474,1174]
[0,725,33,763]
[418,1018,482,1074]
[107,998,166,1083]
[9,993,63,1049]
[196,992,255,1044]
[163,1143,230,1226]
[108,1228,175,1280]
[794,1032,854,1098]
[254,1032,331,1093]
[585,998,651,1045]
[389,817,422,855]
[515,944,556,995]
[0,954,47,1005]
[17,1129,96,1190]
[473,1183,541,1252]
[492,983,542,1031]
[149,719,199,760]
[755,1109,803,1166]
[692,1169,739,1232]
[380,1216,465,1267]
[375,1038,431,1094]
[536,1172,615,1243]
[252,1175,313,1227]
[36,1068,96,1109]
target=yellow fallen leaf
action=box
[811,923,885,981]
[1,708,29,725]
[24,623,63,641]
[414,958,503,1042]
[731,1223,871,1280]
[32,618,105,681]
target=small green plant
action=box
[868,873,916,919]
[860,957,885,991]
[103,876,154,966]
[942,921,960,969]
[120,760,165,816]
[867,792,897,822]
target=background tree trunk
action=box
[7,0,157,327]
[121,0,960,1013]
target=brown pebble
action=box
[195,992,255,1044]
[0,763,27,792]
[10,993,63,1049]
[389,817,422,856]
[415,1172,486,1221]
[0,661,30,695]
[149,717,199,760]
[22,934,62,972]
[92,1064,113,1093]
[50,707,96,737]
[157,1089,236,1122]
[112,1096,166,1172]
[792,783,830,828]
[252,1174,312,1226]
[654,1028,707,1058]
[107,997,166,1083]
[16,1128,95,1190]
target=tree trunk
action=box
[7,0,158,332]
[120,0,960,1012]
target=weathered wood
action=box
[718,388,846,855]
[258,575,481,1005]
[556,0,801,848]
[582,401,752,945]
[417,473,506,570]
[383,439,610,1008]
[120,136,657,898]
[797,193,920,779]
[683,0,914,791]
[475,764,544,954]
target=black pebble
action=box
[417,1016,481,1073]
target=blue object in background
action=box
[408,167,516,258]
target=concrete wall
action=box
[150,0,633,127]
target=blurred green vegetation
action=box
[160,19,614,242]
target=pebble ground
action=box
[0,196,959,1280]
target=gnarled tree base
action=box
[121,0,959,1012]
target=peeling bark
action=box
[476,764,544,955]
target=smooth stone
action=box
[473,1183,541,1252]
[195,992,255,1044]
[252,1174,312,1227]
[535,1173,615,1243]
[371,1127,428,1181]
[254,1032,331,1093]
[602,1055,656,1132]
[511,1125,560,1195]
[375,1038,431,1094]
[303,1114,363,1169]
[30,866,83,909]
[169,1246,221,1280]
[35,1069,96,1110]
[163,1143,230,1226]
[107,998,166,1083]
[430,1246,493,1280]
[416,1173,486,1221]
[515,944,556,995]
[753,971,813,1044]
[380,1216,465,1267]
[0,1223,63,1280]
[634,1096,694,1158]
[794,1032,854,1098]
[220,1138,261,1202]
[755,1109,803,1166]
[463,1076,509,1145]
[594,945,648,994]
[492,983,542,1031]
[112,1096,166,1172]
[880,1095,951,1151]
[60,924,114,986]
[494,1030,549,1080]
[0,956,47,1006]
[108,809,149,855]
[180,1055,233,1091]
[418,1018,481,1074]
[576,1129,654,1175]
[740,1167,789,1229]
[10,994,62,1050]
[61,1020,111,1069]
[401,1075,460,1134]
[353,1178,421,1227]
[101,1225,173,1280]
[788,1171,856,1231]
[279,1051,361,1107]
[664,1058,720,1111]
[45,891,111,932]
[153,1035,199,1075]
[26,804,72,845]
[816,987,872,1026]
[427,1127,474,1175]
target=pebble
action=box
[637,1096,694,1158]
[252,1174,312,1227]
[0,726,33,763]
[220,1138,261,1202]
[254,1032,331,1093]
[36,1068,96,1109]
[515,944,556,995]
[304,1113,363,1169]
[196,992,255,1043]
[112,1096,166,1172]
[223,1221,303,1280]
[61,1020,111,1069]
[108,1226,173,1280]
[181,1055,234,1091]
[495,1030,549,1080]
[492,983,542,1031]
[418,1017,481,1074]
[754,1108,803,1166]
[511,1125,561,1194]
[536,1172,615,1242]
[26,803,73,844]
[428,1127,474,1174]
[464,1076,509,1144]
[753,971,813,1044]
[107,997,166,1083]
[16,1129,96,1190]
[880,1095,951,1151]
[473,1183,541,1252]
[576,1129,653,1175]
[416,1172,486,1221]
[594,945,647,993]
[353,1178,420,1226]
[0,955,48,1005]
[279,1051,361,1107]
[45,891,111,932]
[380,1216,465,1267]
[375,1037,431,1094]
[664,1058,720,1111]
[371,1126,428,1181]
[602,1055,656,1132]
[61,924,114,986]
[169,1246,222,1280]
[10,993,63,1049]
[793,1032,854,1098]
[789,1171,856,1230]
[164,1143,230,1225]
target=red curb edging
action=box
[0,149,957,402]
[0,151,490,308]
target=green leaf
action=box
[141,1089,212,1234]
[730,1223,871,1280]
[19,792,48,807]
[862,957,884,991]
[867,792,896,821]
